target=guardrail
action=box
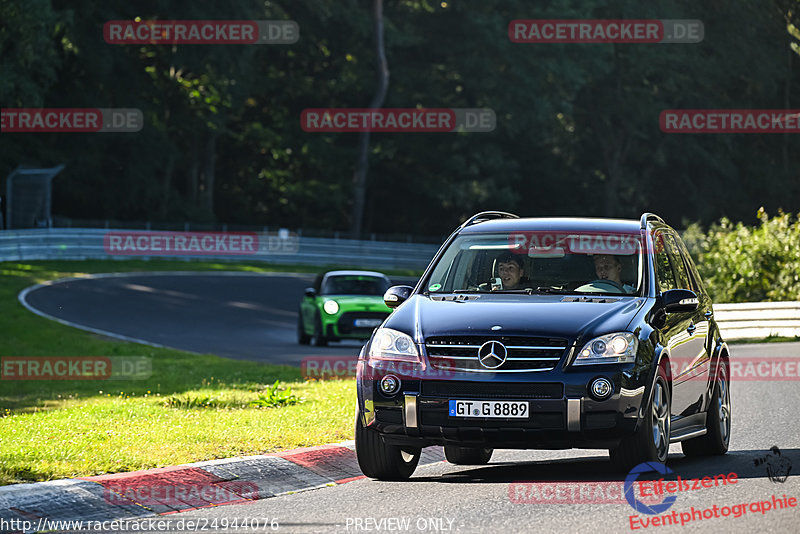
[714,302,800,341]
[0,228,440,270]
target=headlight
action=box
[574,332,637,366]
[323,300,339,315]
[368,328,420,363]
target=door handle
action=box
[687,324,697,335]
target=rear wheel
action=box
[681,360,730,457]
[355,412,421,480]
[297,313,311,345]
[609,366,671,471]
[444,446,493,465]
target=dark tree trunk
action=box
[350,0,389,238]
[201,130,217,218]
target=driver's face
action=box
[594,255,622,284]
[498,261,523,288]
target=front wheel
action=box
[311,314,328,347]
[297,313,311,345]
[609,366,671,471]
[681,360,730,457]
[355,412,421,480]
[444,446,493,465]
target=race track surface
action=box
[20,272,380,364]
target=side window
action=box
[675,236,706,296]
[664,235,692,290]
[653,233,677,293]
[313,273,324,293]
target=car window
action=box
[425,231,644,295]
[653,233,677,293]
[664,234,692,290]
[674,235,707,297]
[321,275,390,295]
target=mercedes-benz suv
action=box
[355,212,731,479]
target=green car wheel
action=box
[297,312,311,345]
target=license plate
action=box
[449,400,528,419]
[354,318,382,327]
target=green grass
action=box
[0,260,407,486]
[727,334,800,345]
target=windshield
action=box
[425,231,644,296]
[321,275,390,296]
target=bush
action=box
[683,209,800,303]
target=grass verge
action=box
[0,260,396,486]
[727,334,800,345]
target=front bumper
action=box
[357,362,649,450]
[322,311,390,340]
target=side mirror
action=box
[304,287,316,298]
[662,289,699,313]
[383,285,413,309]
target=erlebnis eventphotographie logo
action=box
[754,446,792,483]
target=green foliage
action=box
[685,209,800,303]
[248,380,302,408]
[1,0,799,235]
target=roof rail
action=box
[458,211,519,231]
[640,212,665,229]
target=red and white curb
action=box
[0,441,444,532]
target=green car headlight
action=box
[574,332,637,365]
[323,300,340,315]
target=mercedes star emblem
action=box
[478,340,508,369]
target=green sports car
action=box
[298,270,393,346]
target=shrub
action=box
[683,208,800,303]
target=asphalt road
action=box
[20,272,800,532]
[20,272,412,365]
[123,344,800,533]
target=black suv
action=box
[355,212,731,479]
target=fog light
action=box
[380,374,400,395]
[590,378,613,400]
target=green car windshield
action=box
[425,231,645,296]
[321,276,390,296]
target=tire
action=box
[355,411,421,480]
[444,446,493,465]
[609,365,671,471]
[297,313,311,345]
[311,314,328,347]
[681,360,730,457]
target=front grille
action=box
[336,311,389,335]
[421,381,563,399]
[425,336,569,373]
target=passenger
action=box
[490,251,529,290]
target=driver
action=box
[592,254,635,293]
